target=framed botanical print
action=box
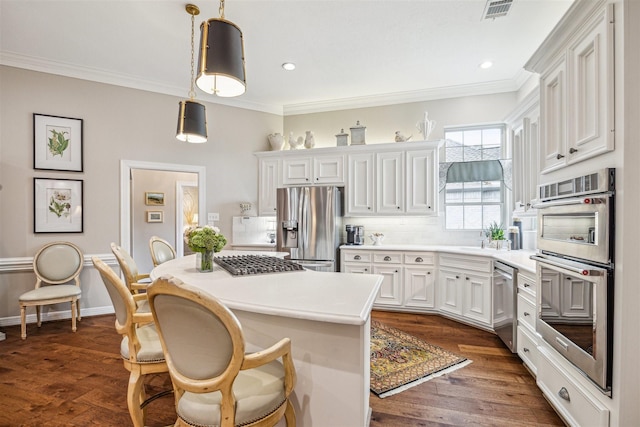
[33,113,84,172]
[34,178,83,233]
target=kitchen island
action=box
[150,253,382,427]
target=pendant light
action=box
[177,4,208,143]
[196,0,246,97]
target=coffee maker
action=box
[346,225,364,245]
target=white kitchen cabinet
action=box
[372,264,403,307]
[347,153,375,215]
[282,154,344,186]
[438,268,463,316]
[376,151,404,214]
[527,3,614,174]
[506,91,540,214]
[461,272,492,325]
[438,253,493,328]
[537,345,610,427]
[403,252,436,309]
[405,149,437,215]
[539,55,567,173]
[517,270,539,375]
[258,157,280,216]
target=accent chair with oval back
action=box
[149,236,177,267]
[19,241,83,340]
[147,276,297,427]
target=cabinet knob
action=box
[364,268,368,272]
[306,178,310,181]
[367,206,371,210]
[415,257,423,262]
[427,271,431,275]
[455,275,460,279]
[558,387,571,402]
[395,270,398,273]
[384,256,391,261]
[465,277,470,280]
[569,147,578,154]
[556,153,565,160]
[354,255,361,260]
[397,206,401,210]
[427,206,431,209]
[315,177,319,181]
[526,203,531,208]
[524,312,530,316]
[523,347,530,353]
[524,283,530,287]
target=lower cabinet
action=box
[517,270,539,375]
[438,254,493,328]
[537,345,610,427]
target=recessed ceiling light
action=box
[282,62,296,71]
[479,61,493,69]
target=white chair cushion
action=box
[19,284,81,302]
[121,323,164,363]
[177,359,286,427]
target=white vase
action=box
[267,133,284,151]
[304,131,315,149]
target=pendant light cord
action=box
[219,0,225,19]
[188,11,196,100]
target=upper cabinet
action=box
[282,154,345,185]
[525,2,614,174]
[257,140,442,217]
[505,91,540,215]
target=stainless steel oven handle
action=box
[532,192,612,209]
[531,255,604,277]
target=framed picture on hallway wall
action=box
[146,211,163,223]
[145,192,165,206]
[33,113,84,172]
[34,178,84,233]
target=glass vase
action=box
[196,250,214,272]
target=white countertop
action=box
[150,252,382,326]
[340,244,537,273]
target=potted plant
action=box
[184,225,227,272]
[485,221,505,249]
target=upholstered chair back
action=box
[149,236,176,267]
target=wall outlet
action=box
[208,212,220,222]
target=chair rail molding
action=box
[0,253,117,273]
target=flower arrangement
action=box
[184,225,227,272]
[184,225,227,253]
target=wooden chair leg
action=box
[36,305,42,327]
[127,369,146,427]
[284,399,296,427]
[76,298,82,321]
[71,300,77,332]
[20,305,26,340]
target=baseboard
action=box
[0,306,115,328]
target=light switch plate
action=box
[208,212,220,222]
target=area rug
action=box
[370,320,472,398]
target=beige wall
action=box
[283,92,518,148]
[0,65,281,320]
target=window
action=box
[443,125,506,230]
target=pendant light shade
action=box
[196,16,246,97]
[177,100,207,143]
[177,4,208,143]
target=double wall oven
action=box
[532,168,614,395]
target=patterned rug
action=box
[370,320,472,398]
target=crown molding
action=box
[3,51,528,117]
[282,79,520,116]
[0,52,284,116]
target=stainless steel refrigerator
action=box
[276,186,343,271]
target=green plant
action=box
[486,221,505,241]
[184,225,227,253]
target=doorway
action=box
[120,160,206,271]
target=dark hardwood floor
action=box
[0,312,564,427]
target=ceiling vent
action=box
[482,0,514,20]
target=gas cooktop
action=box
[214,255,305,276]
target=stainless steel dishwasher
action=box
[493,261,518,353]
